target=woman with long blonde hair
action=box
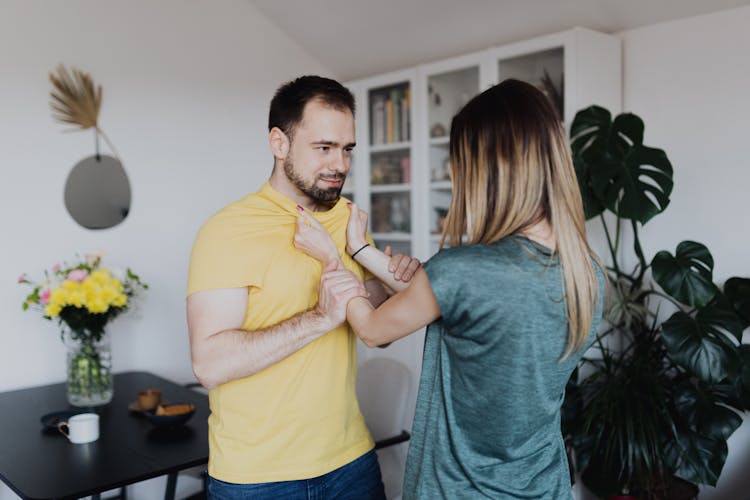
[295,79,604,499]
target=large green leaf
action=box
[571,107,644,161]
[739,345,750,410]
[611,113,645,150]
[569,106,673,224]
[661,311,740,383]
[572,156,607,220]
[671,431,727,486]
[592,144,673,223]
[652,241,717,307]
[697,294,746,343]
[724,277,750,326]
[571,106,612,220]
[673,383,742,442]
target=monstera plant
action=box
[562,106,750,499]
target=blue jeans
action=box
[206,449,386,500]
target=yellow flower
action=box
[82,278,97,291]
[112,294,127,307]
[50,288,67,306]
[68,290,85,308]
[44,303,62,317]
[87,298,108,314]
[91,269,110,285]
[62,280,78,291]
[101,286,117,303]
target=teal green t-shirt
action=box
[403,236,603,499]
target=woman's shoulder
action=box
[428,237,529,261]
[424,243,497,276]
[427,244,480,263]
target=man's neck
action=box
[268,173,330,212]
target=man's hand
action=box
[294,205,339,265]
[384,245,421,282]
[315,260,369,329]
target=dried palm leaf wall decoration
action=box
[49,64,130,230]
[49,64,119,159]
[49,65,101,129]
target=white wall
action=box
[616,6,750,499]
[0,1,331,498]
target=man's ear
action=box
[269,127,290,159]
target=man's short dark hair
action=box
[268,75,355,140]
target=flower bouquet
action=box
[19,253,147,406]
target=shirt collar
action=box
[259,181,349,221]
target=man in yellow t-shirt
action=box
[187,76,419,499]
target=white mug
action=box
[57,413,100,444]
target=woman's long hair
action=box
[442,79,600,359]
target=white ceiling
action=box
[249,0,750,81]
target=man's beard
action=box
[283,157,345,202]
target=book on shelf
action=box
[370,86,410,145]
[371,95,385,145]
[401,88,410,142]
[391,89,401,143]
[386,98,394,144]
[401,156,411,184]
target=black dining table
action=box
[0,371,209,500]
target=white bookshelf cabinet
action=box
[344,26,621,444]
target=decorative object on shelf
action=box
[390,196,409,232]
[539,69,563,121]
[371,153,407,185]
[431,156,451,182]
[49,65,131,230]
[430,123,447,138]
[562,105,750,499]
[19,253,148,406]
[428,83,442,107]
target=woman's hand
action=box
[294,205,339,265]
[346,202,369,255]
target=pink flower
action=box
[85,251,106,266]
[40,289,51,304]
[67,269,89,282]
[51,263,61,273]
[17,274,27,283]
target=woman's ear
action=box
[269,127,290,159]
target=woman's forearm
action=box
[346,296,381,347]
[351,245,410,293]
[346,268,442,348]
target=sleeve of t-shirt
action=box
[422,249,464,327]
[186,216,265,296]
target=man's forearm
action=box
[191,308,335,389]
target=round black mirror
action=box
[64,155,131,230]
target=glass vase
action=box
[64,328,114,407]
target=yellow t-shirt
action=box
[187,182,374,483]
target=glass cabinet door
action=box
[368,81,412,255]
[497,47,564,121]
[426,66,479,256]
